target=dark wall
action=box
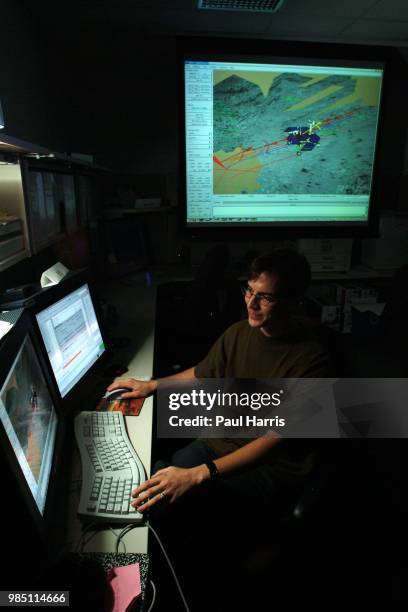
[65,33,179,175]
[0,2,73,151]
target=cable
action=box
[147,523,190,612]
[147,580,157,612]
[80,529,100,552]
[78,524,133,554]
[109,527,126,553]
[115,524,136,553]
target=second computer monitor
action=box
[35,283,105,398]
[0,333,58,516]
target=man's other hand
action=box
[131,465,209,512]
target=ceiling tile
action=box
[265,14,356,37]
[20,0,408,48]
[134,8,274,34]
[279,0,379,19]
[341,18,408,43]
[364,0,408,21]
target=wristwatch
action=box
[205,460,220,480]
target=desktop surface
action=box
[66,276,156,554]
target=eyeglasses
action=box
[241,285,281,306]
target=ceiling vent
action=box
[198,0,285,13]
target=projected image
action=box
[1,337,54,483]
[213,70,382,196]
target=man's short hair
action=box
[248,249,311,299]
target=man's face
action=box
[245,272,282,331]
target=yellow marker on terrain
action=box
[213,147,262,194]
[321,76,382,112]
[301,75,329,88]
[214,70,281,97]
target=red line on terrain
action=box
[213,154,226,168]
[214,151,299,189]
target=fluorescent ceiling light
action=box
[198,0,285,12]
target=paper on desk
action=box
[96,396,145,416]
[0,320,12,341]
[106,563,141,612]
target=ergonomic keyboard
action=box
[74,411,146,523]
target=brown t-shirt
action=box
[194,319,328,474]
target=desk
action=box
[67,277,156,554]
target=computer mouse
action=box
[104,387,131,401]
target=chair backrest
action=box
[275,440,343,523]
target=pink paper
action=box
[107,563,141,612]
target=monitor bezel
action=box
[0,312,67,542]
[178,37,390,240]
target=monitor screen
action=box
[0,335,58,515]
[184,56,384,228]
[35,283,105,398]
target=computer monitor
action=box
[35,283,106,399]
[0,334,58,516]
[0,312,72,593]
[0,312,66,549]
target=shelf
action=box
[0,249,29,272]
[103,206,174,219]
[312,265,396,281]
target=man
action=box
[107,249,328,513]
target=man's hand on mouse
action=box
[131,465,209,512]
[106,378,157,399]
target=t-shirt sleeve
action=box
[301,351,329,377]
[194,330,229,378]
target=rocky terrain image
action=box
[213,71,382,197]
